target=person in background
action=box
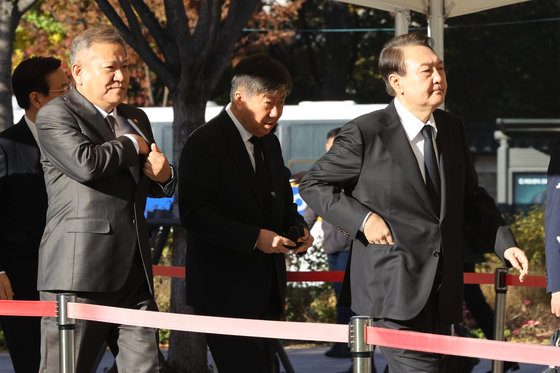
[546,140,560,318]
[35,27,174,372]
[179,54,314,373]
[302,127,355,359]
[300,31,528,372]
[0,56,70,372]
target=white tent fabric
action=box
[337,0,529,60]
[337,0,529,18]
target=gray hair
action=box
[70,27,127,65]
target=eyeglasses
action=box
[49,84,72,94]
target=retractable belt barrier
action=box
[152,265,548,287]
[0,268,551,373]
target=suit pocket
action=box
[65,217,110,234]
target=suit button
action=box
[132,219,136,225]
[432,251,440,257]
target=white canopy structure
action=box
[337,0,530,60]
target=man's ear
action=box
[29,92,42,111]
[388,73,402,95]
[72,63,83,85]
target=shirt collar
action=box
[24,115,39,144]
[394,97,437,141]
[93,104,117,120]
[226,103,253,143]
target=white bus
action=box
[142,100,387,174]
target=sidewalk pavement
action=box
[0,345,550,372]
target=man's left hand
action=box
[293,227,314,254]
[143,143,172,183]
[503,247,529,282]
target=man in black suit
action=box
[36,27,174,372]
[179,54,314,373]
[299,32,529,372]
[0,56,70,372]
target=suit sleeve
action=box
[36,103,138,183]
[299,122,371,238]
[459,119,516,263]
[546,139,560,293]
[178,130,260,254]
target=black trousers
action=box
[0,260,41,373]
[374,281,451,373]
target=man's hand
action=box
[292,227,314,255]
[0,272,14,300]
[256,229,299,254]
[129,134,150,155]
[551,293,560,317]
[364,212,393,244]
[143,143,172,183]
[503,247,529,282]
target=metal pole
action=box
[350,315,373,373]
[394,8,410,36]
[57,293,76,373]
[492,268,508,373]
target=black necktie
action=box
[106,115,116,135]
[249,136,270,198]
[421,125,440,214]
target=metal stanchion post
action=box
[349,316,373,373]
[492,267,508,373]
[57,293,76,373]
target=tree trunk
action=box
[167,91,209,373]
[0,2,18,131]
[0,0,38,131]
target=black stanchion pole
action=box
[350,316,373,373]
[57,293,76,373]
[492,267,508,373]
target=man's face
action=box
[391,45,447,116]
[235,89,286,137]
[72,42,130,112]
[37,68,70,107]
[325,136,335,152]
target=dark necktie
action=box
[421,125,440,214]
[106,115,117,135]
[249,136,270,198]
[106,114,141,182]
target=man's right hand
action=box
[256,229,296,254]
[551,293,560,317]
[129,134,150,155]
[364,212,394,244]
[0,272,14,300]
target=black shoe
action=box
[325,343,352,358]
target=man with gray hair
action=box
[36,27,174,372]
[179,54,314,373]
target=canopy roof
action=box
[338,0,530,18]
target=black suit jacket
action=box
[0,117,47,299]
[178,109,305,318]
[300,101,515,323]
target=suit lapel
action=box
[219,111,269,215]
[64,89,114,141]
[378,102,439,218]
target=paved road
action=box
[0,346,550,372]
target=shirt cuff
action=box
[158,164,175,194]
[360,212,372,232]
[124,134,139,154]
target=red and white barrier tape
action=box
[366,326,560,366]
[1,300,560,366]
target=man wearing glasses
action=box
[0,56,70,372]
